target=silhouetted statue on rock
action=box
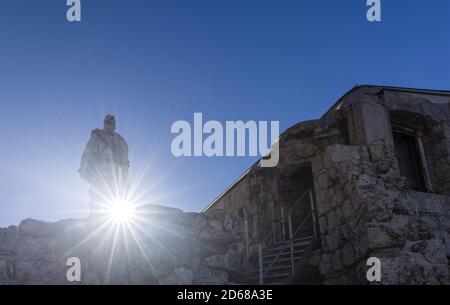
[79,115,130,215]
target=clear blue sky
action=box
[0,0,449,227]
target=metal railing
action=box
[245,189,319,284]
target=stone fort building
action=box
[203,85,450,284]
[1,85,450,285]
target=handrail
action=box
[283,238,318,284]
[249,189,312,248]
[262,211,312,278]
[243,189,316,284]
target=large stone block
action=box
[347,100,393,146]
[367,223,405,250]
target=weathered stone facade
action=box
[1,85,449,285]
[315,142,450,284]
[204,85,450,284]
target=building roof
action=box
[202,85,450,213]
[321,85,450,123]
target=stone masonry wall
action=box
[424,118,450,196]
[313,141,450,284]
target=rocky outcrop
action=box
[0,205,246,285]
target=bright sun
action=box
[107,199,136,224]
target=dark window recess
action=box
[393,132,424,191]
[238,207,245,219]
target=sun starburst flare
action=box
[106,198,137,224]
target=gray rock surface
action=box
[0,205,245,285]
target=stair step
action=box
[269,240,313,253]
[263,256,300,266]
[244,235,318,284]
[268,243,309,253]
[272,235,314,247]
[267,238,313,251]
[264,248,305,259]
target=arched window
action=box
[392,125,429,192]
[390,110,439,193]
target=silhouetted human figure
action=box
[79,115,130,215]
